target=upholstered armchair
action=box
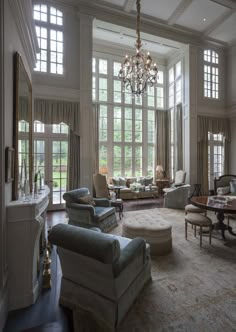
[163,170,187,194]
[164,184,191,209]
[49,224,151,331]
[63,188,118,232]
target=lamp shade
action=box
[99,167,108,175]
[156,165,163,172]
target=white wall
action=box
[227,46,236,174]
[0,0,33,329]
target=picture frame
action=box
[5,147,15,183]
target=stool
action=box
[185,213,212,248]
[122,217,172,256]
[185,204,207,216]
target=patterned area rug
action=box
[109,208,236,332]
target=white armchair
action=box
[164,184,191,209]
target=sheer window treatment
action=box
[34,98,80,190]
[197,116,230,194]
[93,103,99,175]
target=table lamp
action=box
[99,167,108,176]
[156,165,164,179]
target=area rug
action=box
[109,208,236,332]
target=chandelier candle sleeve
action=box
[118,0,158,96]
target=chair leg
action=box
[209,225,212,245]
[185,220,187,239]
[200,226,202,248]
[194,225,196,237]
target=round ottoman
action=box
[122,217,172,256]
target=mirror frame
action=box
[13,52,33,200]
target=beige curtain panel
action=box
[175,103,183,171]
[34,98,80,134]
[197,116,231,194]
[155,110,170,178]
[93,103,99,175]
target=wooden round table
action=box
[191,196,236,240]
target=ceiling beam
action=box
[210,0,236,9]
[123,0,136,13]
[167,0,193,26]
[203,8,235,36]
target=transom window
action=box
[203,49,219,99]
[93,53,164,177]
[33,4,63,74]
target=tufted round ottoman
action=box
[122,217,172,256]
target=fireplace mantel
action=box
[7,185,50,310]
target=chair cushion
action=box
[94,206,116,222]
[217,186,230,195]
[185,204,206,214]
[185,213,212,226]
[78,194,96,206]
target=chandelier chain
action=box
[136,0,141,50]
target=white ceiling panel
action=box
[209,11,236,44]
[101,0,125,8]
[175,0,228,32]
[133,0,182,21]
[93,20,184,56]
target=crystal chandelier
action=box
[118,0,158,96]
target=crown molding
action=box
[9,0,38,70]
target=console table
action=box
[7,186,50,310]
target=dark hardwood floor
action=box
[3,198,163,332]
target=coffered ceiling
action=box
[77,0,236,50]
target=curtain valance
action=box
[34,98,80,134]
[197,116,230,142]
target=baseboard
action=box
[0,284,8,331]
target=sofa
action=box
[49,223,151,330]
[214,175,236,196]
[108,176,158,200]
[63,188,118,232]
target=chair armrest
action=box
[112,237,146,277]
[70,203,95,216]
[94,198,110,207]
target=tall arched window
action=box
[33,4,63,74]
[203,49,219,99]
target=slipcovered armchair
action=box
[164,184,191,209]
[49,224,151,331]
[63,188,118,232]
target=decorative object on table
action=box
[42,246,52,289]
[5,147,15,183]
[118,0,158,96]
[156,165,164,180]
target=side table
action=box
[111,199,124,220]
[156,179,169,197]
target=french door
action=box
[34,122,68,210]
[208,132,224,191]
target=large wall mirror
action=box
[13,52,33,200]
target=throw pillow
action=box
[145,176,153,186]
[230,181,236,194]
[217,186,230,195]
[112,177,120,186]
[126,179,131,188]
[119,177,126,186]
[137,177,145,185]
[78,195,96,206]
